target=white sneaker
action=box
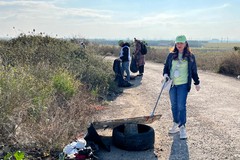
[169,122,179,134]
[180,125,187,139]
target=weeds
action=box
[0,34,115,159]
[3,150,25,160]
[53,70,79,99]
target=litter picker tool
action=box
[92,79,170,129]
[149,79,168,118]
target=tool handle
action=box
[150,80,166,117]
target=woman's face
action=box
[176,42,186,52]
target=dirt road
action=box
[95,57,240,160]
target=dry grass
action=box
[13,86,96,151]
[218,53,240,76]
[0,35,115,159]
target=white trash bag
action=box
[63,139,87,158]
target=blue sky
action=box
[0,0,240,41]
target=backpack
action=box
[140,42,147,55]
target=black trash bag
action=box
[84,123,111,152]
[113,58,133,87]
[130,55,139,73]
[113,58,122,75]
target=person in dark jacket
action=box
[133,38,145,76]
[119,42,131,81]
[163,35,200,139]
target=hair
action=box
[134,37,140,43]
[171,41,192,60]
[123,42,130,47]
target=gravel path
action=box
[95,57,240,160]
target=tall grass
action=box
[218,52,240,76]
[0,35,116,157]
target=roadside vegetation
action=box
[0,34,117,159]
[0,34,239,159]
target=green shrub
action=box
[0,66,51,113]
[0,65,54,142]
[52,70,80,99]
[0,35,118,156]
[233,46,240,51]
[0,64,94,152]
[0,35,114,98]
[0,35,77,67]
[78,54,114,96]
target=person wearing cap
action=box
[163,35,200,139]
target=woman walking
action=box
[163,35,200,139]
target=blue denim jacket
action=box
[163,52,200,92]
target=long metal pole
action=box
[150,80,166,117]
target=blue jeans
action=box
[121,61,130,81]
[169,83,188,127]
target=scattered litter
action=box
[61,138,98,160]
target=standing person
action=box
[133,38,145,76]
[163,35,200,139]
[119,42,131,81]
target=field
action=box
[203,42,240,49]
[141,42,240,74]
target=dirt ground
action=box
[94,56,240,160]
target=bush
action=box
[0,60,97,153]
[53,70,79,99]
[233,46,240,51]
[17,87,95,152]
[0,35,116,156]
[0,65,53,143]
[218,53,240,76]
[78,54,114,97]
[0,35,77,67]
[0,35,115,97]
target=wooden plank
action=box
[92,114,162,129]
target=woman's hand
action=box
[161,74,169,83]
[195,85,200,91]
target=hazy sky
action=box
[1,0,240,40]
